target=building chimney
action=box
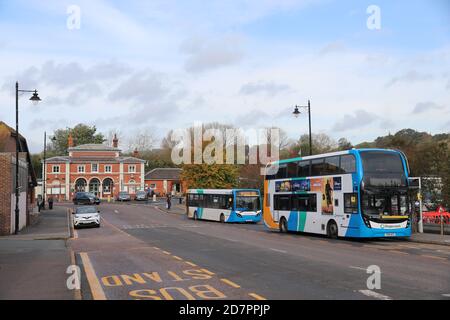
[68,132,74,148]
[113,134,118,148]
[133,148,139,157]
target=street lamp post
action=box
[42,132,56,210]
[14,81,41,234]
[293,100,312,156]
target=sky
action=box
[0,0,449,153]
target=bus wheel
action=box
[220,213,225,223]
[193,211,198,220]
[279,217,288,233]
[327,221,338,239]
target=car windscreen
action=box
[76,206,98,214]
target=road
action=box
[67,203,450,300]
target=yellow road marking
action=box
[249,293,266,300]
[421,254,448,261]
[162,250,171,255]
[153,246,161,250]
[172,255,183,261]
[185,261,197,267]
[200,268,215,275]
[220,278,241,288]
[79,252,107,300]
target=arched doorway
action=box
[75,178,87,192]
[89,178,101,197]
[103,178,114,198]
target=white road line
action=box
[114,210,119,214]
[269,248,287,253]
[358,289,392,300]
[442,293,450,298]
[349,266,367,271]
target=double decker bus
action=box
[187,189,262,223]
[263,149,412,238]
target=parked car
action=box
[117,191,131,201]
[73,206,100,229]
[86,192,101,205]
[135,191,148,201]
[73,192,100,205]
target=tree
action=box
[288,133,337,157]
[126,129,157,153]
[337,138,353,150]
[50,124,105,155]
[31,153,43,179]
[181,164,239,189]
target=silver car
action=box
[117,191,131,201]
[135,191,148,201]
[73,206,100,229]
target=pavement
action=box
[408,232,450,246]
[68,203,450,300]
[0,206,75,300]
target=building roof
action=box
[68,144,120,152]
[145,168,182,180]
[45,156,145,163]
[119,156,146,163]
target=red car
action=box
[423,206,450,224]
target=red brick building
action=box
[44,135,145,200]
[0,122,37,235]
[144,168,185,196]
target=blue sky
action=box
[0,0,449,152]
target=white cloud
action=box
[181,36,244,73]
[413,101,445,114]
[239,81,291,96]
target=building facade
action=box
[44,135,145,200]
[0,122,37,235]
[144,168,185,196]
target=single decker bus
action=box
[187,189,262,223]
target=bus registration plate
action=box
[384,233,396,237]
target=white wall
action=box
[10,191,27,233]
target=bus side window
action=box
[344,193,358,214]
[341,155,356,173]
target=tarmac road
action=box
[67,203,450,300]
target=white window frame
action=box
[77,165,85,173]
[91,163,99,173]
[129,165,136,173]
[52,165,60,173]
[105,165,112,173]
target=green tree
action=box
[181,164,239,189]
[50,124,105,155]
[31,153,43,179]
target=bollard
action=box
[153,194,157,202]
